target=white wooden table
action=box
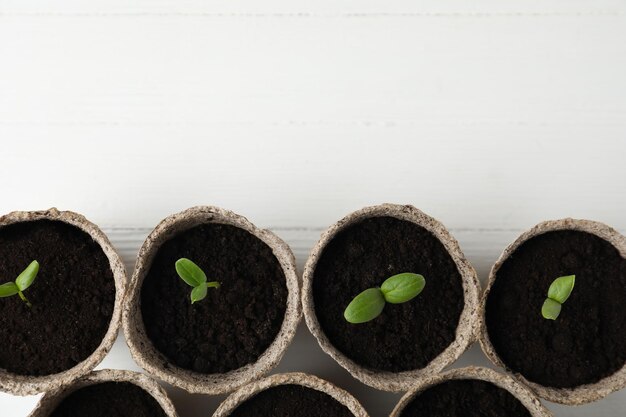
[1,0,625,415]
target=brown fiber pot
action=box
[0,208,126,396]
[389,367,552,417]
[302,203,481,392]
[28,369,178,417]
[123,206,301,394]
[479,218,626,405]
[212,372,369,417]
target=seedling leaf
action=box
[0,282,19,298]
[175,258,219,304]
[15,260,39,291]
[175,258,207,287]
[547,275,575,304]
[344,288,386,324]
[542,298,562,320]
[191,284,208,304]
[380,273,426,304]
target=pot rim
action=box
[0,208,126,396]
[478,218,626,405]
[122,206,301,394]
[27,369,178,417]
[302,203,481,392]
[212,372,369,417]
[389,366,552,417]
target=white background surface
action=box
[1,0,625,416]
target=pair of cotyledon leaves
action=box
[0,260,40,307]
[175,258,220,304]
[344,273,426,324]
[541,274,575,320]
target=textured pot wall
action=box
[212,372,369,417]
[389,366,552,417]
[28,369,178,417]
[123,206,301,394]
[479,218,626,405]
[302,203,480,391]
[0,208,126,396]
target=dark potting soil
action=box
[399,379,532,417]
[0,220,115,376]
[141,223,287,374]
[229,384,354,417]
[486,230,626,388]
[312,215,464,372]
[49,381,167,417]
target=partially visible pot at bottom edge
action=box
[390,367,552,417]
[28,369,178,417]
[213,372,369,417]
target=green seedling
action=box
[175,258,220,304]
[541,274,575,320]
[0,260,39,307]
[344,272,426,324]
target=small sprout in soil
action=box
[541,274,575,320]
[344,272,426,324]
[0,260,39,308]
[175,258,220,304]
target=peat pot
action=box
[480,218,626,404]
[303,203,480,391]
[124,206,301,394]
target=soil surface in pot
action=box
[312,216,464,372]
[0,220,115,376]
[486,230,626,388]
[399,379,532,417]
[229,384,354,417]
[141,223,287,374]
[48,381,167,417]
